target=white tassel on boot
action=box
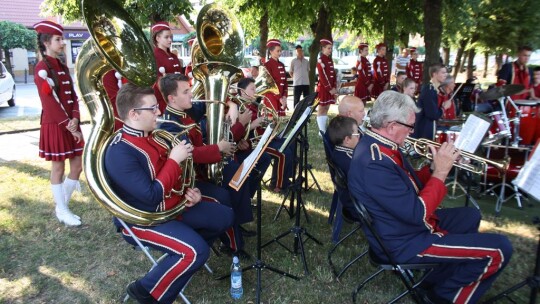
[52,183,81,226]
[317,115,328,134]
[63,177,81,220]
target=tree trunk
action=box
[258,10,269,63]
[483,51,489,78]
[398,31,409,51]
[383,1,397,73]
[308,5,332,92]
[452,39,468,79]
[442,47,450,66]
[422,0,443,84]
[466,48,475,80]
[495,53,503,76]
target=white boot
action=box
[63,178,81,220]
[52,183,81,226]
[317,115,328,134]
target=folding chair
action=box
[117,218,213,304]
[319,130,342,241]
[350,197,440,304]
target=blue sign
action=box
[64,32,90,40]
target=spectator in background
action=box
[391,71,406,93]
[251,65,259,79]
[290,45,311,107]
[395,48,410,75]
[402,78,417,100]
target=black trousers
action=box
[293,85,310,107]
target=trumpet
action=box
[403,137,510,176]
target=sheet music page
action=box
[229,125,274,189]
[279,107,312,152]
[513,147,540,201]
[454,114,490,153]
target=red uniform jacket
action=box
[437,93,457,120]
[34,56,80,129]
[372,55,390,98]
[102,70,124,131]
[153,47,184,113]
[354,56,373,101]
[317,54,337,105]
[406,59,423,86]
[264,58,288,116]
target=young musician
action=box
[354,43,374,102]
[33,21,84,226]
[349,91,512,304]
[497,45,533,100]
[104,83,233,304]
[406,47,423,95]
[402,78,417,100]
[158,74,254,259]
[316,38,337,133]
[263,39,288,117]
[391,71,406,93]
[371,43,390,98]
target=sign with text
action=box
[64,32,90,40]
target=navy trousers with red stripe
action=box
[121,201,233,304]
[408,207,513,304]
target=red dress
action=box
[153,47,183,113]
[316,54,337,106]
[406,59,423,94]
[372,55,390,98]
[354,55,373,101]
[102,70,124,131]
[264,57,288,116]
[34,56,84,161]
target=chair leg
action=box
[337,249,368,279]
[204,263,213,274]
[352,268,385,304]
[328,224,363,278]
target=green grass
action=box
[0,117,539,303]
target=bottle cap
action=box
[233,256,239,263]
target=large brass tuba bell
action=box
[75,0,194,225]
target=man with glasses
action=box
[349,90,513,304]
[104,83,234,304]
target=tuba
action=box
[192,3,245,184]
[75,0,194,225]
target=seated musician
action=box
[349,90,513,304]
[235,77,295,194]
[158,74,254,259]
[390,71,406,93]
[104,84,234,304]
[326,116,361,221]
[438,75,457,120]
[337,95,366,130]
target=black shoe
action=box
[239,225,256,237]
[126,280,158,304]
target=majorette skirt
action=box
[316,85,336,106]
[39,123,84,161]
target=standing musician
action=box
[354,43,374,103]
[159,74,254,259]
[371,43,390,99]
[151,21,183,113]
[349,91,513,304]
[263,39,288,117]
[104,83,234,304]
[184,38,196,86]
[406,47,423,95]
[316,38,337,134]
[102,70,125,131]
[33,21,84,227]
[498,45,533,100]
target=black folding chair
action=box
[319,131,342,240]
[350,197,440,304]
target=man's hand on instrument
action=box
[237,139,250,151]
[429,141,460,182]
[226,101,239,123]
[184,187,202,207]
[170,140,193,164]
[238,109,252,126]
[442,99,453,110]
[250,117,263,130]
[218,140,235,156]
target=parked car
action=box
[0,62,15,107]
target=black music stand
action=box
[263,95,323,275]
[454,83,476,113]
[483,217,540,304]
[217,169,299,303]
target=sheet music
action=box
[279,106,312,152]
[454,114,490,153]
[229,125,274,190]
[513,146,540,201]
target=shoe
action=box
[55,208,82,227]
[126,280,158,304]
[239,225,256,237]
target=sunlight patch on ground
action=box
[0,277,34,300]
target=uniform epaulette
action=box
[110,132,123,145]
[370,143,382,161]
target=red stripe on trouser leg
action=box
[420,245,504,304]
[265,147,285,188]
[226,227,237,251]
[202,195,219,203]
[128,227,198,302]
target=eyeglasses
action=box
[394,120,415,131]
[132,104,159,113]
[350,133,361,137]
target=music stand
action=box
[263,95,323,275]
[453,83,476,113]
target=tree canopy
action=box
[0,21,37,73]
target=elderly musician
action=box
[349,91,513,304]
[104,84,233,304]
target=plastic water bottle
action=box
[230,256,243,300]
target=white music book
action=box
[279,106,312,152]
[513,146,540,201]
[454,114,490,153]
[229,124,275,191]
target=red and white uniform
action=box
[34,56,84,161]
[264,57,288,116]
[102,70,125,131]
[317,54,337,106]
[406,59,423,93]
[372,55,390,98]
[438,93,457,119]
[354,55,373,101]
[153,47,183,113]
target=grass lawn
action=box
[0,116,539,303]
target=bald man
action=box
[338,95,366,127]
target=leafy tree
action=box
[0,21,37,74]
[423,0,443,83]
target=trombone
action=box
[403,137,510,176]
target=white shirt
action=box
[395,55,410,73]
[290,57,310,86]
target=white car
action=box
[0,62,15,107]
